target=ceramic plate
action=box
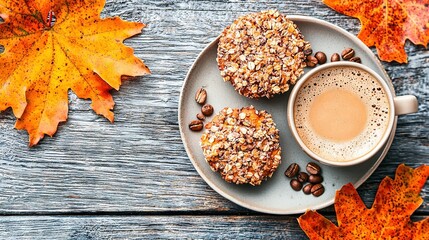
[178,15,397,214]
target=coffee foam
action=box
[294,66,390,162]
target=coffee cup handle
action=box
[393,95,418,115]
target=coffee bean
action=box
[311,183,325,197]
[290,179,303,191]
[189,120,203,131]
[201,104,214,116]
[314,52,327,64]
[309,174,324,184]
[196,113,205,121]
[306,162,321,175]
[341,48,355,60]
[297,172,309,183]
[302,183,313,195]
[350,56,362,63]
[195,88,207,105]
[306,55,318,67]
[330,53,340,62]
[303,48,313,56]
[284,163,300,178]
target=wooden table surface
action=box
[0,0,428,239]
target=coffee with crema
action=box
[294,66,390,162]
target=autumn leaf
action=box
[0,0,150,146]
[323,0,429,63]
[298,164,429,239]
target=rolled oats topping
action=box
[217,10,310,99]
[200,106,281,186]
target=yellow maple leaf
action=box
[0,0,150,146]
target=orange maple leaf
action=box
[323,0,429,63]
[0,0,150,146]
[298,164,429,239]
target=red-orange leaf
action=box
[323,0,429,63]
[298,164,429,239]
[0,0,150,146]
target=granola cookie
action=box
[200,106,281,186]
[217,10,310,98]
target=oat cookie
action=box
[200,106,281,186]
[217,10,310,98]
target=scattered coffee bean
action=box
[284,163,300,178]
[303,48,313,56]
[201,104,214,116]
[309,174,324,184]
[189,120,203,131]
[196,113,205,121]
[290,179,303,191]
[306,55,318,67]
[314,51,327,64]
[195,88,207,105]
[306,162,321,175]
[297,172,309,183]
[341,48,355,60]
[350,56,362,63]
[330,53,340,62]
[311,183,325,197]
[302,183,313,195]
[284,162,325,196]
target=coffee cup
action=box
[287,62,418,166]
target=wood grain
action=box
[0,214,427,239]
[0,0,428,238]
[0,215,310,239]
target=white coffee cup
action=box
[287,62,418,166]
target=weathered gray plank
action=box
[0,215,307,239]
[0,214,347,239]
[0,0,427,216]
[0,214,428,239]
